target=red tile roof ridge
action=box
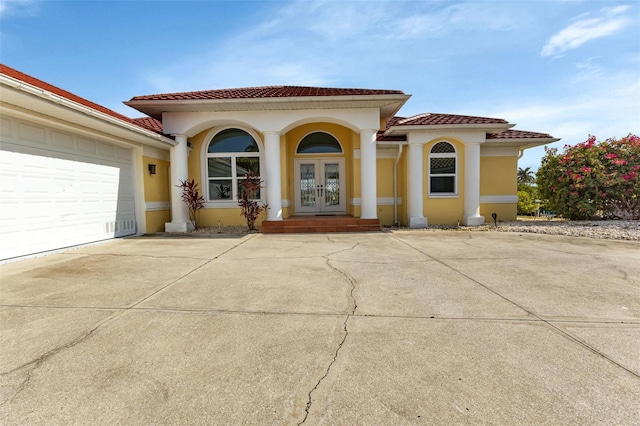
[132,117,164,134]
[128,85,406,101]
[397,113,432,124]
[0,63,162,135]
[396,112,509,126]
[488,129,555,139]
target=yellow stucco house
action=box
[125,86,558,233]
[0,64,558,259]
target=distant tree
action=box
[537,134,640,220]
[517,166,535,185]
[517,183,539,215]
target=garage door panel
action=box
[51,130,74,149]
[99,142,116,158]
[0,116,11,136]
[78,138,97,154]
[1,116,137,260]
[18,122,47,144]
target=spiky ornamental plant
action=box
[177,179,205,229]
[238,171,268,232]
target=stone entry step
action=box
[261,215,380,233]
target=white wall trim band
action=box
[145,201,170,211]
[480,195,518,204]
[350,197,402,206]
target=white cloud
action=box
[388,1,531,41]
[0,0,38,17]
[541,5,634,57]
[140,0,532,94]
[141,0,392,93]
[483,69,639,170]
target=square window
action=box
[209,180,233,200]
[208,157,232,178]
[430,157,455,174]
[236,157,260,177]
[431,176,455,193]
[237,180,261,200]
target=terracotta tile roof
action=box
[378,115,556,142]
[133,117,164,133]
[487,129,554,139]
[396,113,509,126]
[0,63,160,134]
[377,116,407,141]
[129,85,406,101]
[376,132,407,142]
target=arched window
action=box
[206,128,261,201]
[297,132,342,154]
[429,141,457,195]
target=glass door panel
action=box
[295,159,345,214]
[299,163,316,208]
[324,163,340,207]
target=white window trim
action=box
[428,142,458,197]
[200,126,265,208]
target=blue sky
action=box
[1,0,638,170]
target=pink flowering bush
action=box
[537,134,640,220]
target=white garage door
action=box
[0,115,137,260]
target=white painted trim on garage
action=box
[133,146,146,234]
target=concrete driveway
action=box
[1,231,639,425]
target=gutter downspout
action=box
[394,143,405,226]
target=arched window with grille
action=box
[205,128,261,201]
[429,141,457,196]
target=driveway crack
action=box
[389,233,640,380]
[1,235,256,405]
[298,315,351,425]
[298,258,357,424]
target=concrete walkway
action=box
[1,231,639,425]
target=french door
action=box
[294,158,345,214]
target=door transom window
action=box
[297,132,342,154]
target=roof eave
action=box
[384,122,514,136]
[483,137,561,149]
[1,74,177,148]
[124,93,412,120]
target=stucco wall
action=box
[480,156,518,221]
[142,155,170,233]
[423,138,465,226]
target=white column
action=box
[264,131,283,221]
[132,146,146,234]
[360,129,378,219]
[407,142,427,228]
[165,134,194,232]
[463,141,485,226]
